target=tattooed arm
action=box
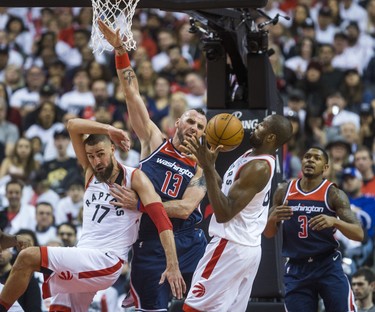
[98,20,164,159]
[163,168,207,219]
[309,186,364,242]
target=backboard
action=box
[9,0,267,8]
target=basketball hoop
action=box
[91,0,140,54]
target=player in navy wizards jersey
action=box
[264,147,364,312]
[99,20,208,312]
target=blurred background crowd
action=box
[0,0,374,311]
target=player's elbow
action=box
[66,118,79,131]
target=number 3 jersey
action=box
[209,151,275,246]
[281,178,339,259]
[138,139,200,240]
[77,163,141,260]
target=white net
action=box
[91,0,140,54]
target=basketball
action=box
[205,113,244,152]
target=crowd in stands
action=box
[0,1,374,310]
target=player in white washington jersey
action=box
[0,119,185,312]
[182,114,293,312]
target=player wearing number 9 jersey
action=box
[182,114,293,312]
[264,147,364,312]
[0,118,185,312]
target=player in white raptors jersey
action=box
[0,119,185,312]
[182,114,293,312]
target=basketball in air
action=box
[205,113,244,152]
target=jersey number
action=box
[298,215,308,238]
[92,204,110,223]
[161,171,183,198]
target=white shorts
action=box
[184,236,262,312]
[40,246,125,311]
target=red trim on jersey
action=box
[161,141,197,167]
[49,304,72,311]
[85,173,94,190]
[143,202,173,233]
[78,259,124,279]
[40,247,53,299]
[183,303,202,312]
[201,238,228,279]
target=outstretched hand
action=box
[108,126,130,151]
[97,19,123,49]
[180,134,222,169]
[159,266,186,300]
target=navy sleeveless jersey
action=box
[282,178,339,259]
[138,139,202,240]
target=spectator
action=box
[339,0,368,32]
[29,170,60,213]
[323,91,360,131]
[56,222,77,247]
[41,129,80,195]
[351,267,375,312]
[54,178,84,226]
[354,146,375,197]
[314,6,338,45]
[359,102,375,150]
[9,65,46,118]
[0,137,39,182]
[340,167,375,270]
[58,68,95,116]
[0,179,35,235]
[146,75,171,126]
[34,202,57,246]
[5,15,33,56]
[151,29,177,72]
[0,98,19,157]
[24,101,66,158]
[325,136,352,185]
[184,71,206,110]
[339,69,374,114]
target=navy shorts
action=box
[284,251,356,312]
[130,228,207,311]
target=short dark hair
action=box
[6,179,24,192]
[308,146,329,164]
[352,267,375,284]
[193,108,206,117]
[36,201,54,211]
[15,229,39,247]
[57,222,77,235]
[83,134,112,146]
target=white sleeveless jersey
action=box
[77,164,141,259]
[209,152,275,246]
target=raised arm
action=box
[263,183,291,238]
[98,20,163,154]
[67,118,130,172]
[131,169,186,298]
[309,186,364,242]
